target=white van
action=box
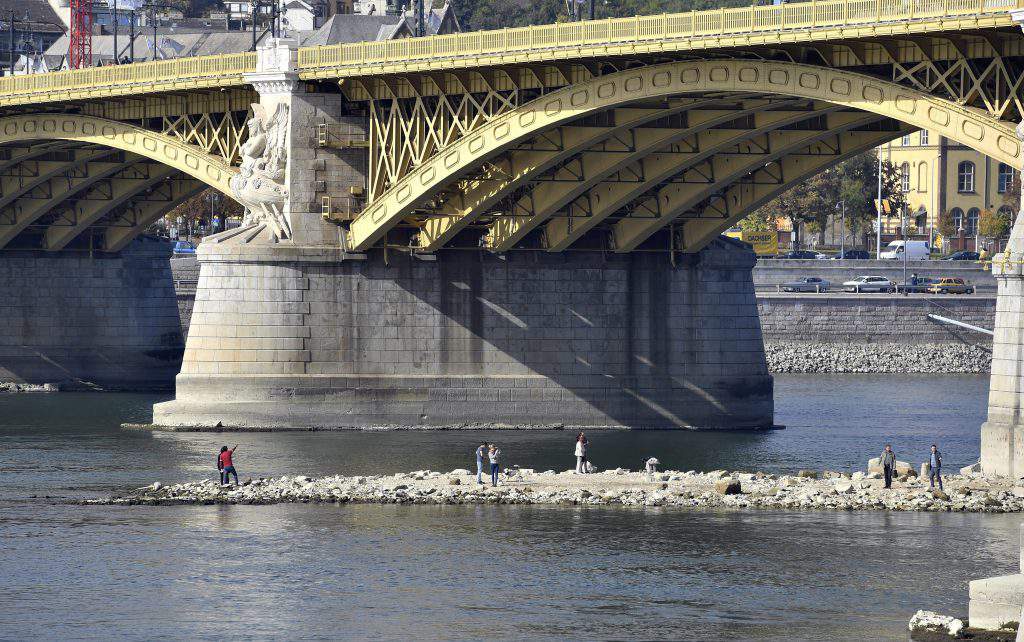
[879,240,930,261]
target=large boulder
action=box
[714,479,742,495]
[961,462,983,475]
[867,457,915,475]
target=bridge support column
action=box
[152,238,773,430]
[0,238,183,390]
[982,245,1024,477]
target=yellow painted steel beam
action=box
[548,114,871,251]
[0,143,73,174]
[410,102,732,252]
[0,148,116,211]
[678,128,909,253]
[354,102,696,251]
[103,180,206,252]
[612,123,891,252]
[350,59,1022,253]
[0,156,148,248]
[0,114,237,197]
[44,166,180,250]
[484,99,813,252]
[504,104,842,252]
[606,116,880,252]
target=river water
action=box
[1,374,1020,640]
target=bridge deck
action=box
[0,0,1018,109]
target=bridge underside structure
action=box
[4,1,1024,440]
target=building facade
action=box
[880,131,1018,251]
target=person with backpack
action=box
[575,432,589,473]
[218,445,239,485]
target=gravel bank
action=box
[766,341,991,374]
[91,467,1024,513]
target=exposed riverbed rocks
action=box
[92,466,1024,512]
[0,382,58,393]
[766,341,991,374]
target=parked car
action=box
[879,240,931,260]
[780,277,831,292]
[943,251,980,261]
[173,241,196,255]
[777,250,819,260]
[813,251,830,259]
[843,275,895,293]
[832,250,871,260]
[927,277,975,294]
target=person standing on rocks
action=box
[475,442,487,485]
[928,444,944,491]
[488,443,501,487]
[880,444,897,489]
[218,445,239,486]
[575,432,589,474]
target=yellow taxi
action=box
[926,278,975,294]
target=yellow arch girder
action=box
[0,156,152,248]
[678,129,911,254]
[44,166,180,251]
[348,59,1023,253]
[104,180,207,252]
[542,112,880,252]
[0,114,238,197]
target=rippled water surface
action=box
[0,374,1020,641]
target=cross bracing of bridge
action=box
[0,0,1022,252]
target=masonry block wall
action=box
[758,296,996,344]
[154,237,773,429]
[0,238,184,389]
[284,91,368,246]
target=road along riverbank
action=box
[91,467,1024,512]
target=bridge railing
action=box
[0,0,1018,105]
[0,51,257,102]
[297,0,1023,72]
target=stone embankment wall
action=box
[0,238,184,389]
[759,294,994,373]
[170,258,996,375]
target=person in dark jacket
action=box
[928,444,943,491]
[880,444,897,489]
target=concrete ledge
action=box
[969,574,1024,630]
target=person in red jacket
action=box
[218,445,239,485]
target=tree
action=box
[936,210,957,239]
[979,208,1011,241]
[738,208,778,233]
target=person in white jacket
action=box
[575,432,589,473]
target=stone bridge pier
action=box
[152,39,774,430]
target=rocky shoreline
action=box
[90,465,1024,513]
[0,382,58,393]
[766,341,991,374]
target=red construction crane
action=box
[68,0,92,69]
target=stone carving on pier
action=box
[230,103,290,239]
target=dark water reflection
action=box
[0,373,1018,640]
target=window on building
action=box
[901,134,911,146]
[950,207,965,232]
[958,161,976,193]
[917,162,928,192]
[966,207,980,235]
[900,162,910,192]
[919,130,929,145]
[999,205,1015,221]
[998,163,1015,194]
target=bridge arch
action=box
[348,59,1023,253]
[0,114,238,195]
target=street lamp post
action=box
[838,200,846,258]
[8,11,15,76]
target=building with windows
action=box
[0,0,66,74]
[879,130,1018,251]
